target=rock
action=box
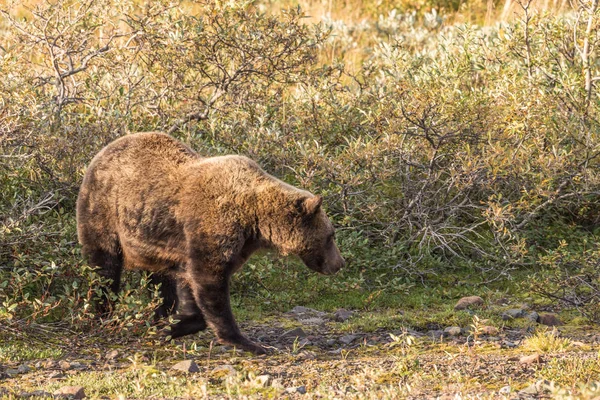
[58,360,71,370]
[526,312,539,322]
[172,360,199,373]
[105,350,119,360]
[5,368,19,377]
[49,371,66,380]
[538,313,563,326]
[298,338,311,347]
[286,386,307,394]
[333,309,354,322]
[54,386,86,399]
[252,374,272,388]
[212,364,236,378]
[282,327,307,338]
[519,354,542,365]
[339,334,358,345]
[502,309,526,320]
[326,339,336,346]
[454,296,484,310]
[499,385,511,395]
[17,364,31,374]
[480,326,499,335]
[297,350,316,360]
[444,326,462,336]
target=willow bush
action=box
[1,0,600,324]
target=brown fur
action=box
[76,132,345,354]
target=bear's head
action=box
[277,195,345,275]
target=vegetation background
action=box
[1,0,600,397]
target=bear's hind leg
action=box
[168,282,208,338]
[85,247,123,316]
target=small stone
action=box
[17,364,31,374]
[499,385,511,395]
[252,374,272,388]
[454,296,484,310]
[502,309,526,320]
[49,371,65,380]
[298,338,311,347]
[339,334,358,345]
[172,360,199,373]
[444,326,462,336]
[326,339,336,346]
[297,350,316,360]
[538,313,563,326]
[286,385,307,394]
[54,386,86,399]
[333,309,354,322]
[282,327,307,338]
[526,312,540,322]
[212,364,236,378]
[105,350,119,360]
[6,368,19,377]
[480,326,499,335]
[58,360,71,370]
[519,354,542,365]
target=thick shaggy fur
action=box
[76,132,345,354]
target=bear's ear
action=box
[303,195,322,216]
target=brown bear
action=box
[76,132,344,354]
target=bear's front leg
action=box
[188,274,266,355]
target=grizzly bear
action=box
[76,132,344,354]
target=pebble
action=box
[502,309,526,320]
[172,360,199,373]
[538,313,563,326]
[58,360,71,370]
[526,311,540,322]
[480,326,499,335]
[454,296,484,310]
[285,385,307,394]
[339,334,358,345]
[282,327,307,338]
[105,350,119,360]
[444,326,462,336]
[49,371,66,380]
[519,354,542,365]
[17,364,31,374]
[333,309,354,322]
[54,386,86,399]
